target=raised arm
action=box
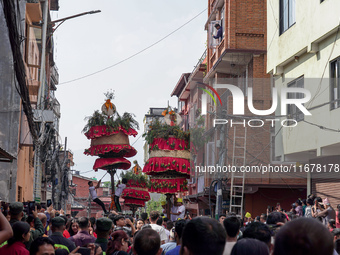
[0,210,13,244]
[95,180,101,189]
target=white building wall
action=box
[268,0,340,160]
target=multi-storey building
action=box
[267,0,340,206]
[172,0,307,217]
[0,0,61,203]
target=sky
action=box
[52,1,207,183]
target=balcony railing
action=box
[51,65,59,86]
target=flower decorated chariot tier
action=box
[142,108,190,194]
[83,92,139,172]
[121,170,150,208]
[83,91,139,212]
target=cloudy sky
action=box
[52,1,207,182]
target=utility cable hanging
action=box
[59,8,207,85]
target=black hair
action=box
[67,219,79,236]
[219,214,227,219]
[329,219,336,229]
[266,212,286,225]
[260,214,267,221]
[223,216,241,238]
[89,217,96,227]
[150,211,160,222]
[181,217,226,255]
[255,216,261,221]
[88,181,93,185]
[113,215,125,225]
[8,221,30,245]
[166,221,174,230]
[26,215,35,224]
[295,200,302,206]
[307,198,313,206]
[122,178,128,184]
[29,237,55,255]
[302,199,307,205]
[78,217,89,229]
[174,219,187,239]
[141,212,148,221]
[273,218,333,255]
[156,217,163,226]
[243,222,272,245]
[336,239,340,255]
[231,238,269,255]
[214,24,221,28]
[134,228,160,255]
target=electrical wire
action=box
[58,8,207,85]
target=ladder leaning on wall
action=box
[229,125,246,218]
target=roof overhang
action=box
[0,147,16,163]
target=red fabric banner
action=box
[93,157,131,171]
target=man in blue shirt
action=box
[213,23,223,41]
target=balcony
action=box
[50,65,59,90]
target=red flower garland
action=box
[123,198,146,207]
[150,137,189,151]
[143,157,190,176]
[126,180,148,189]
[149,178,188,194]
[121,189,150,201]
[85,125,138,140]
[84,144,137,158]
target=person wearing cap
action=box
[316,197,336,226]
[95,217,113,252]
[9,202,24,226]
[170,198,185,220]
[50,216,76,254]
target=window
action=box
[287,76,304,124]
[280,0,296,34]
[330,58,340,110]
[18,186,22,202]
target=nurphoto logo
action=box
[199,83,312,127]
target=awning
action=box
[0,147,16,163]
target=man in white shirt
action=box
[115,178,127,212]
[161,201,167,218]
[88,180,107,214]
[150,211,168,245]
[171,198,185,220]
[170,197,178,222]
[222,216,240,255]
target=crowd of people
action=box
[0,193,339,255]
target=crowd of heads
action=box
[1,194,340,255]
